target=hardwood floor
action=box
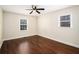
[0,35,79,54]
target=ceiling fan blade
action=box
[36,8,45,10]
[36,10,40,14]
[30,11,33,14]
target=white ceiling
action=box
[0,5,72,16]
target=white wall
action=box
[3,11,37,40]
[0,8,3,47]
[38,6,79,48]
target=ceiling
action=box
[0,5,72,16]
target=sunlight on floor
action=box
[18,42,30,54]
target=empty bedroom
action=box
[0,5,79,54]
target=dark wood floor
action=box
[0,35,79,54]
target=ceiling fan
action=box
[25,5,45,14]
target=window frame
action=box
[20,19,27,30]
[58,14,72,28]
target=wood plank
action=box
[0,35,79,54]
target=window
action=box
[20,19,27,30]
[60,15,70,27]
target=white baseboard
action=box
[3,35,36,41]
[38,34,79,48]
[1,35,36,48]
[2,34,79,48]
